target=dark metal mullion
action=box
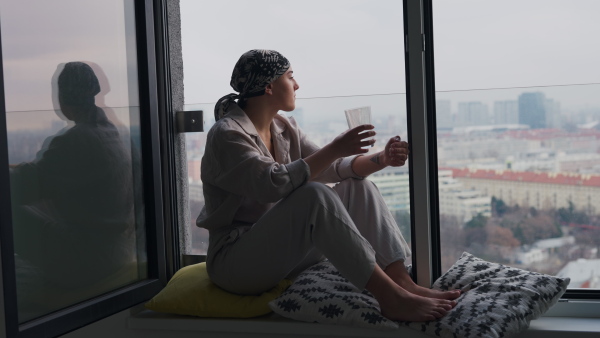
[152,0,180,278]
[403,0,435,286]
[422,0,443,281]
[139,0,168,283]
[563,290,600,300]
[0,16,20,337]
[402,0,418,283]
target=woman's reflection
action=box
[10,61,136,319]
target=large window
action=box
[0,1,169,337]
[180,0,600,298]
[180,0,410,256]
[432,0,600,292]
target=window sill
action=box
[127,308,600,338]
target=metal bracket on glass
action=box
[176,110,204,133]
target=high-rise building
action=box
[518,92,547,129]
[436,99,453,129]
[457,101,489,127]
[494,100,518,125]
[544,98,561,129]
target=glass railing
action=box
[183,93,411,254]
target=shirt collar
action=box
[225,103,287,137]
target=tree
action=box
[492,196,508,217]
[487,225,520,248]
[557,200,589,225]
[465,213,488,229]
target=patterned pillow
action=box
[401,252,570,337]
[268,260,399,330]
[270,253,569,337]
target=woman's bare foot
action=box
[384,261,461,300]
[378,286,456,322]
[366,264,457,322]
[401,282,461,300]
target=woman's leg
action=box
[332,178,410,267]
[333,178,460,300]
[209,181,456,321]
[208,182,376,295]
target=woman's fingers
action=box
[358,139,375,148]
[351,124,375,133]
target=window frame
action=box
[0,0,175,337]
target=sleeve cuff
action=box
[337,155,365,180]
[285,159,310,189]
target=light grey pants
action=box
[206,178,411,295]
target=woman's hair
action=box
[214,49,290,121]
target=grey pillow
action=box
[268,260,399,330]
[401,252,570,337]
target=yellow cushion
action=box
[145,262,292,318]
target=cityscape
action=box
[6,87,598,289]
[186,87,600,289]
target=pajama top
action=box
[196,104,363,231]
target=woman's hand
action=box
[329,124,376,158]
[381,136,409,167]
[304,125,375,180]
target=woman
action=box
[197,49,460,322]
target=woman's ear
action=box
[265,83,273,95]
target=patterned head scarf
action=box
[214,49,290,121]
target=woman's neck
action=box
[243,100,278,135]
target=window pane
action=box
[181,0,409,257]
[433,0,600,290]
[2,0,147,322]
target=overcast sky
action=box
[181,0,600,115]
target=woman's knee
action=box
[336,177,378,193]
[292,181,338,201]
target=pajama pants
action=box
[206,178,411,295]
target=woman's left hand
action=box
[381,136,409,167]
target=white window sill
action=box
[127,304,600,338]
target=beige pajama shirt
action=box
[197,104,410,295]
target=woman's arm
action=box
[352,136,410,177]
[304,125,376,180]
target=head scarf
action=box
[214,49,290,121]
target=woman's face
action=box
[268,68,299,112]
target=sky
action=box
[180,0,600,122]
[1,0,138,130]
[2,0,599,128]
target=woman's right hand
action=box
[329,124,376,158]
[304,124,376,180]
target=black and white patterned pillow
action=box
[268,260,399,330]
[401,252,570,337]
[270,253,569,336]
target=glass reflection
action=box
[9,62,141,321]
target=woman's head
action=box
[56,61,101,122]
[58,62,100,107]
[215,49,296,120]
